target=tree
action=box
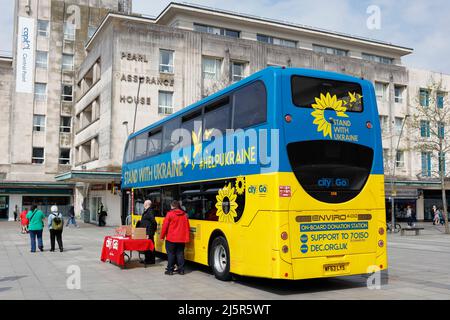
[409,78,450,234]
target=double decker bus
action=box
[121,67,387,281]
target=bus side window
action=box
[233,81,267,129]
[162,186,180,216]
[134,132,148,161]
[124,139,135,163]
[180,110,203,148]
[203,96,231,138]
[162,118,181,153]
[147,130,162,156]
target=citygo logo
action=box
[248,185,268,195]
[318,178,350,188]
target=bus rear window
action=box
[291,76,363,112]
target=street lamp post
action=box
[132,77,145,134]
[390,114,409,231]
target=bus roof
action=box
[127,66,368,140]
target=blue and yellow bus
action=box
[121,67,387,281]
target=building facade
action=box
[0,0,131,220]
[3,2,450,225]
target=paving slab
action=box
[1,221,450,300]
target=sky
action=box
[1,0,449,74]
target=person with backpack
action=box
[26,205,45,253]
[160,200,190,275]
[48,205,64,252]
[66,205,78,228]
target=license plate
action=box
[323,263,348,273]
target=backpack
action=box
[52,213,63,231]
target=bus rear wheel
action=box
[210,236,231,281]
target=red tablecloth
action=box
[100,236,154,267]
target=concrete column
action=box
[8,195,22,221]
[416,193,424,221]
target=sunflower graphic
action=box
[215,183,238,223]
[311,93,349,138]
[235,176,246,195]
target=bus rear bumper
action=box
[277,252,387,281]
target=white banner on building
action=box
[16,17,35,93]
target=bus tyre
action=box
[210,236,232,281]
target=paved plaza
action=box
[0,220,449,300]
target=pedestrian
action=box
[48,205,64,252]
[19,207,29,234]
[66,205,78,228]
[433,205,440,225]
[98,204,107,227]
[13,205,18,222]
[160,200,190,275]
[139,200,157,264]
[406,205,413,227]
[26,205,45,252]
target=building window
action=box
[394,85,404,103]
[88,25,96,40]
[394,117,403,135]
[421,152,432,177]
[62,54,74,71]
[62,84,73,102]
[158,91,173,115]
[396,150,404,168]
[59,148,70,165]
[231,61,245,82]
[159,49,174,73]
[379,115,389,132]
[420,120,430,138]
[375,82,388,101]
[64,22,76,41]
[32,147,44,164]
[257,34,296,48]
[439,152,446,174]
[60,116,72,133]
[36,51,48,69]
[34,83,47,102]
[202,57,222,80]
[33,115,45,132]
[437,92,445,109]
[438,122,445,138]
[362,53,394,64]
[420,89,430,107]
[193,23,240,38]
[313,44,347,56]
[37,20,49,37]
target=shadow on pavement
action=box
[0,287,12,293]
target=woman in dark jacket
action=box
[139,200,157,264]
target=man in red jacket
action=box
[160,200,190,275]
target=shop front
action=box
[55,171,122,226]
[422,190,450,221]
[0,182,74,220]
[384,186,419,222]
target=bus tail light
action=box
[285,114,292,123]
[378,227,385,235]
[281,232,288,240]
[378,240,384,248]
[366,121,373,129]
[282,245,289,253]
